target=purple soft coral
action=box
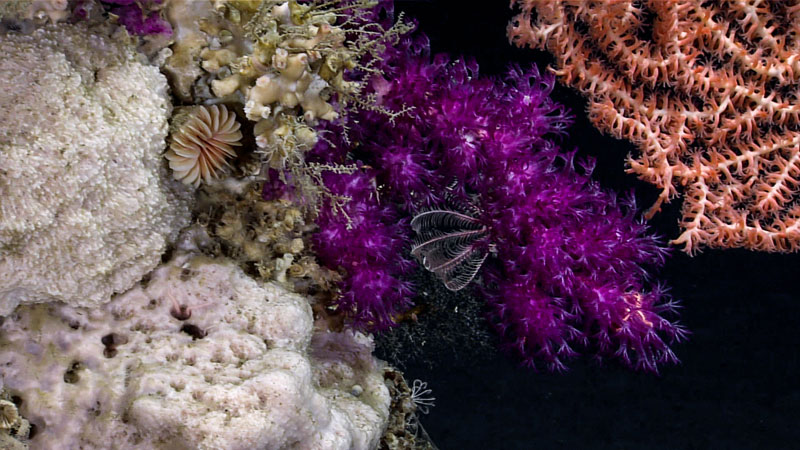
[309,31,686,371]
[102,0,171,36]
[312,169,415,330]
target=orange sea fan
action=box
[165,104,242,187]
[508,0,800,254]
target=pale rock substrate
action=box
[0,253,390,449]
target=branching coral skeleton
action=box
[509,0,800,253]
[197,0,413,216]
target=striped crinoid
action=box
[165,104,242,187]
[411,207,492,291]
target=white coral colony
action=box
[166,104,243,187]
[0,23,192,316]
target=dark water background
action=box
[382,1,800,448]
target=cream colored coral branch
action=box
[509,0,800,253]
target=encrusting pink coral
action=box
[508,0,800,254]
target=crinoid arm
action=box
[410,209,490,291]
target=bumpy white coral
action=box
[0,253,390,449]
[0,23,192,316]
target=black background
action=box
[389,1,800,449]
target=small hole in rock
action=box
[63,362,81,384]
[161,245,175,264]
[180,324,206,340]
[101,333,115,346]
[140,272,152,288]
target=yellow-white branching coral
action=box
[243,48,338,123]
[171,0,408,168]
[205,0,357,167]
[157,0,412,215]
[0,23,192,316]
[166,104,243,187]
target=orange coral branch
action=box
[509,0,800,253]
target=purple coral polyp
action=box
[307,28,686,370]
[102,0,171,36]
[312,170,415,330]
